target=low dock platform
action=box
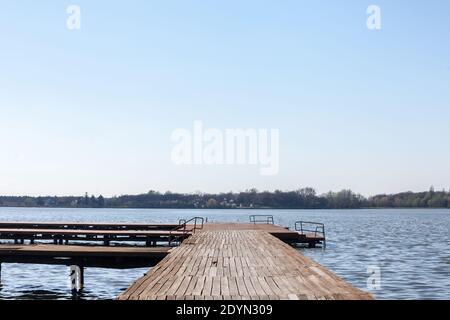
[0,244,170,268]
[205,222,326,247]
[0,218,204,247]
[119,223,372,300]
[0,228,189,246]
[0,221,182,231]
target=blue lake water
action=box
[0,207,448,300]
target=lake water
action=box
[0,207,448,300]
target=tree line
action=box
[0,188,449,209]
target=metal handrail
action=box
[294,221,326,248]
[295,221,326,238]
[249,215,274,225]
[168,217,205,246]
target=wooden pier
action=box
[0,218,202,292]
[119,223,372,300]
[0,217,372,300]
[0,221,182,231]
[0,228,188,246]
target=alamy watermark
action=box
[367,5,381,30]
[66,5,81,30]
[63,6,380,32]
[367,265,382,290]
[171,121,280,176]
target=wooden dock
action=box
[119,223,372,300]
[0,228,188,246]
[0,221,182,231]
[0,218,371,299]
[0,218,204,247]
[0,244,170,268]
[204,222,325,247]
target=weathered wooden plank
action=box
[118,225,373,300]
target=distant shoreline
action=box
[1,188,449,210]
[0,206,448,210]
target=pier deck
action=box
[203,223,325,246]
[118,223,372,300]
[0,228,189,246]
[0,221,182,231]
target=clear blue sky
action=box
[1,0,449,197]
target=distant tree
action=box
[84,192,89,206]
[98,195,105,207]
[89,195,97,207]
[37,197,44,206]
[2,188,450,209]
[206,198,218,208]
[326,190,364,209]
[24,198,36,207]
[428,194,447,208]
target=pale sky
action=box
[1,1,449,197]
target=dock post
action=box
[79,266,84,290]
[69,265,84,295]
[104,235,110,246]
[70,265,77,294]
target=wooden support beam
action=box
[79,266,84,290]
